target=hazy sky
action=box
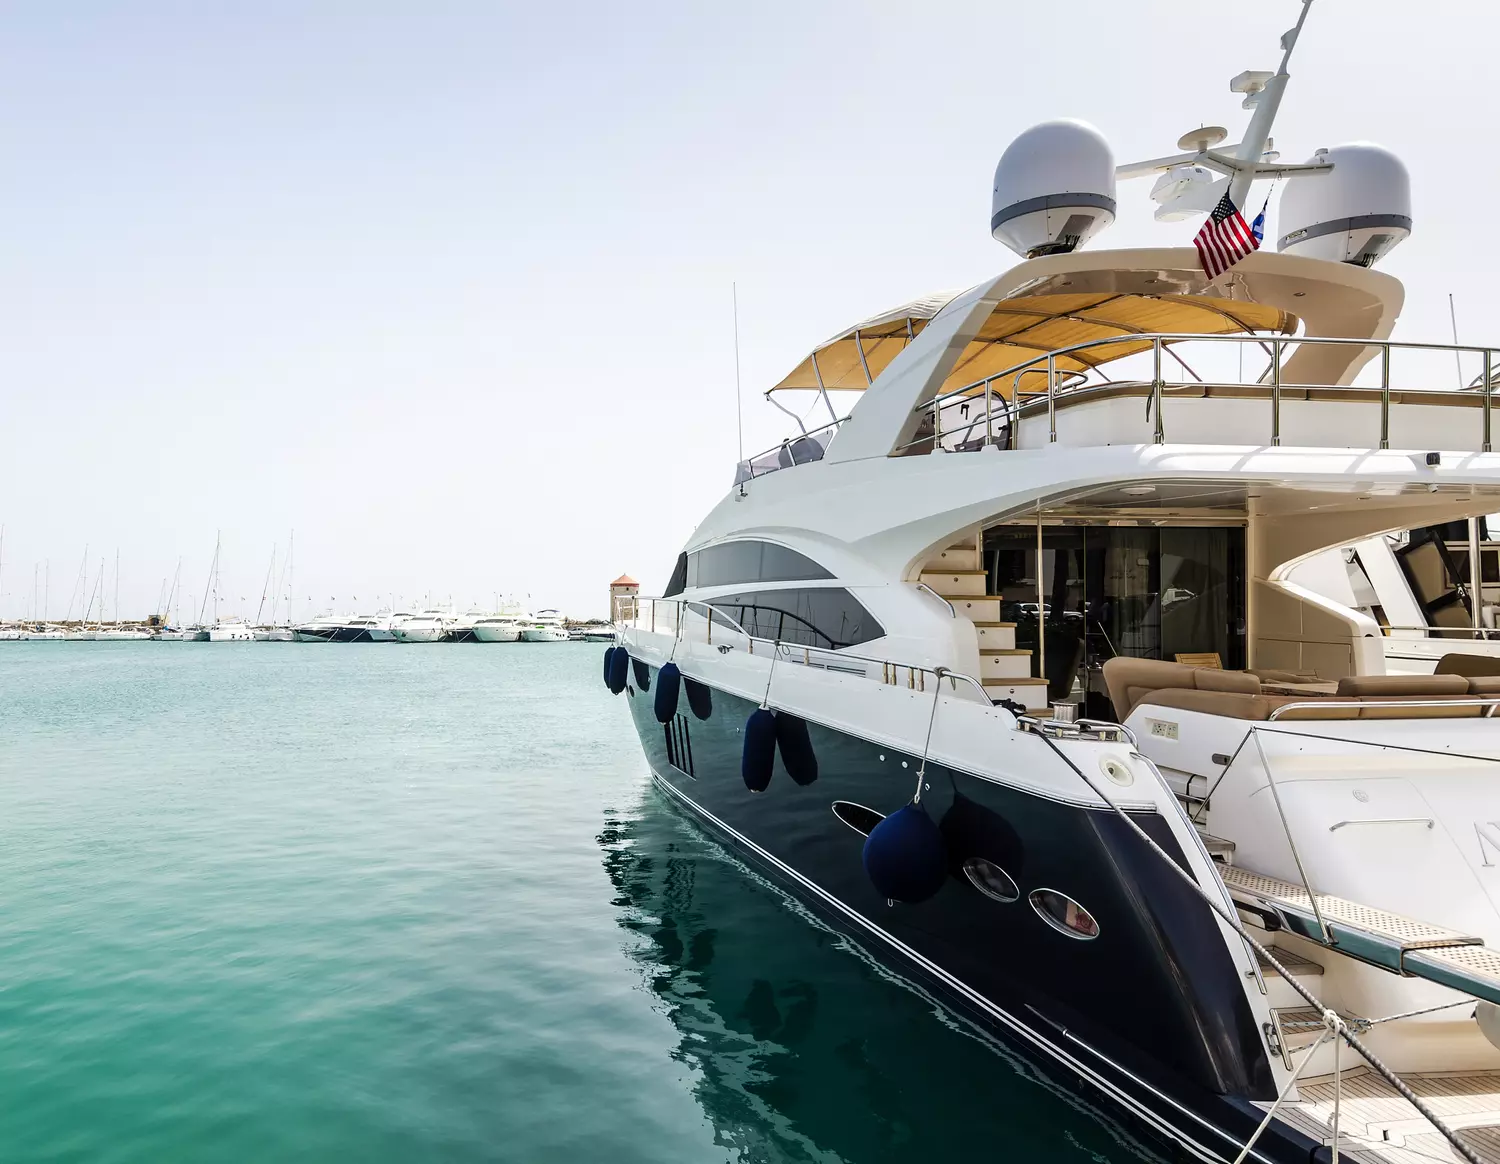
[0,1,1491,621]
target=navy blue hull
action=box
[621,664,1321,1164]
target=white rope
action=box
[1361,997,1476,1027]
[1232,1014,1339,1164]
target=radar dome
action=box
[1277,143,1411,268]
[991,120,1116,259]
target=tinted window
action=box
[687,540,832,588]
[663,553,688,597]
[708,587,882,650]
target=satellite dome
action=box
[1277,142,1411,267]
[991,120,1116,259]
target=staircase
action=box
[918,536,1050,710]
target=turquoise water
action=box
[0,643,1154,1163]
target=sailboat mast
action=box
[256,546,275,627]
[114,549,120,627]
[286,530,294,627]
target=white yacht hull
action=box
[207,625,254,642]
[520,627,569,643]
[392,625,447,643]
[253,628,295,642]
[472,625,522,642]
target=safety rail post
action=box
[1270,338,1282,447]
[1380,343,1391,450]
[1486,349,1494,453]
[1047,354,1057,443]
[1152,338,1165,443]
[983,376,994,447]
[1251,730,1332,945]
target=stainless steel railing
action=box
[901,332,1500,454]
[736,417,846,483]
[618,595,993,705]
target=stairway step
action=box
[974,622,1016,650]
[981,651,1034,679]
[945,596,1002,621]
[931,545,981,571]
[982,676,1050,710]
[922,571,990,596]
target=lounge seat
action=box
[1333,674,1480,718]
[1103,658,1259,720]
[1102,657,1488,723]
[1435,653,1500,679]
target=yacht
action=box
[22,625,65,641]
[329,614,397,642]
[94,625,151,641]
[570,621,616,642]
[392,610,453,643]
[613,16,1500,1164]
[206,620,254,642]
[292,613,345,642]
[152,627,190,641]
[520,610,569,643]
[445,610,486,643]
[252,626,295,642]
[471,615,525,642]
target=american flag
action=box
[1193,192,1260,279]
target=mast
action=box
[286,530,294,627]
[1226,0,1315,208]
[114,548,120,627]
[197,534,218,626]
[256,546,275,627]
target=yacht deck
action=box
[1272,1067,1500,1164]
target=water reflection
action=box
[600,790,1161,1164]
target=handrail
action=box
[1328,817,1434,832]
[928,332,1500,411]
[621,595,994,706]
[900,331,1500,456]
[737,416,847,483]
[914,582,956,617]
[1268,696,1500,720]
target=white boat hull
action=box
[253,628,295,642]
[520,627,569,643]
[207,625,254,642]
[392,625,447,642]
[472,625,522,642]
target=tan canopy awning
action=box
[771,290,1299,398]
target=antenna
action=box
[733,283,745,492]
[1450,293,1464,389]
[1116,0,1330,216]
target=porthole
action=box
[961,858,1019,903]
[831,801,885,837]
[1030,889,1100,940]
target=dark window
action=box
[686,540,833,589]
[663,553,688,598]
[708,587,883,650]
